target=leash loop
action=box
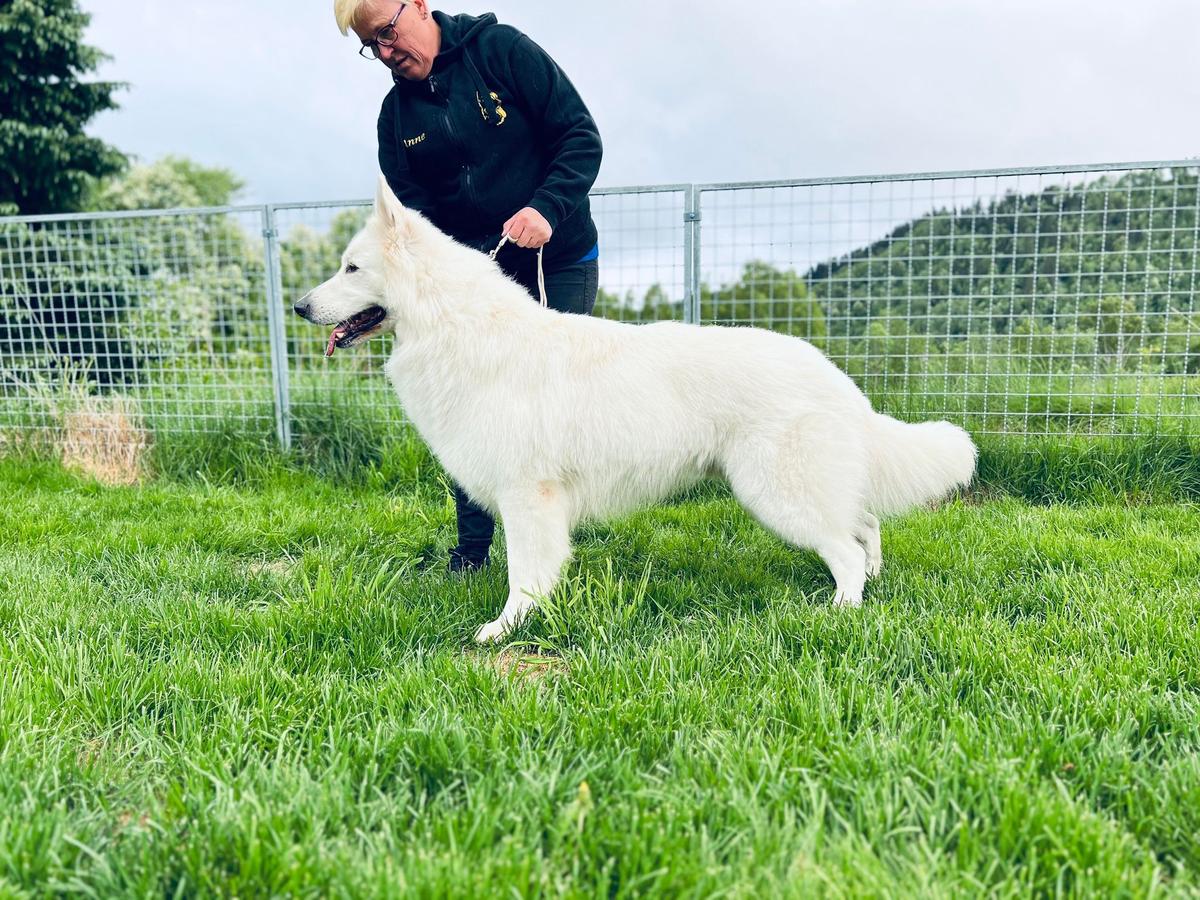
[489,234,547,308]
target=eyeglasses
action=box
[358,3,408,60]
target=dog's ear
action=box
[374,175,415,239]
[374,174,402,226]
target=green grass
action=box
[1,452,1199,896]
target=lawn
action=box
[0,445,1198,896]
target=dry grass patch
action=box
[59,397,151,486]
[246,557,296,578]
[76,737,106,768]
[467,646,567,684]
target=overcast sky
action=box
[82,0,1199,206]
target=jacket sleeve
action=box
[377,91,435,214]
[505,34,602,230]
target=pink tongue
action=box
[325,325,347,358]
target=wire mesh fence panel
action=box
[698,164,1200,438]
[2,165,1196,453]
[268,201,396,441]
[589,187,688,323]
[0,206,275,458]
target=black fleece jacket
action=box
[377,12,602,268]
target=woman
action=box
[334,0,604,571]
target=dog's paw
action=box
[474,618,511,644]
[832,591,863,609]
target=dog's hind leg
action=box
[474,482,572,643]
[724,429,869,608]
[739,491,868,608]
[855,512,882,580]
[818,536,868,607]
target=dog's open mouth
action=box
[325,306,386,357]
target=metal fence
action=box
[698,163,1200,437]
[1,160,1197,455]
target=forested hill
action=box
[804,167,1199,339]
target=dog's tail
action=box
[863,413,977,517]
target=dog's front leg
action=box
[474,485,572,643]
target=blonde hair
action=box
[333,0,369,36]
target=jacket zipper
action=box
[429,75,481,215]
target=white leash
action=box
[489,234,547,308]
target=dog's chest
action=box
[383,352,488,448]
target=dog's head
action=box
[293,176,428,357]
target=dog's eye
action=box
[344,263,358,274]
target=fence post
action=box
[683,185,701,325]
[262,206,292,450]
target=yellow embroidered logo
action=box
[403,133,427,148]
[490,92,507,126]
[476,91,508,126]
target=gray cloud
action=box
[84,0,1199,204]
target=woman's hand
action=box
[502,207,553,248]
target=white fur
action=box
[296,177,979,642]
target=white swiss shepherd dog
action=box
[295,177,978,643]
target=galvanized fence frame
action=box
[1,158,1197,452]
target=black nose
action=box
[293,297,311,319]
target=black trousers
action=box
[451,252,599,558]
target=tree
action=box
[84,157,260,366]
[0,0,127,214]
[703,261,827,341]
[1,156,264,387]
[806,169,1200,350]
[88,155,244,211]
